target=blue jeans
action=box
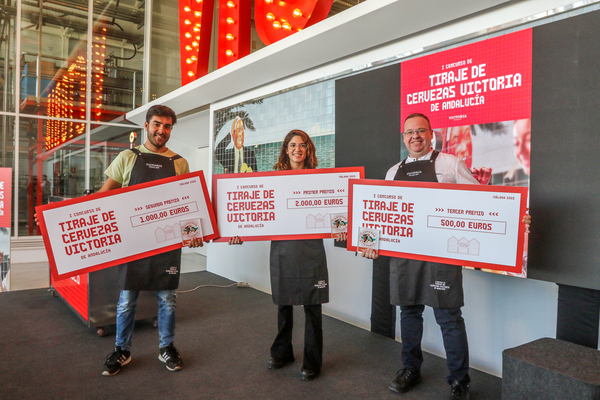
[400,304,470,384]
[115,290,177,350]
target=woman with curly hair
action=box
[230,129,335,381]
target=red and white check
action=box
[213,167,364,241]
[37,171,219,281]
[348,179,528,273]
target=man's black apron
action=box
[118,148,182,291]
[390,150,464,308]
[270,239,329,305]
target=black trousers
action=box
[400,305,470,384]
[270,304,323,372]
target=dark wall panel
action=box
[335,64,402,179]
[528,10,600,289]
[335,64,402,335]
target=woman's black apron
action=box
[270,239,329,305]
[390,150,464,308]
[118,148,182,291]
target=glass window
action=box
[0,115,14,169]
[150,0,181,99]
[93,0,145,121]
[0,12,16,113]
[89,123,142,193]
[16,2,147,237]
[18,116,89,236]
[20,1,89,118]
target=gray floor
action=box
[0,270,502,400]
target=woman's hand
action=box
[229,236,243,245]
[188,237,205,248]
[335,232,347,242]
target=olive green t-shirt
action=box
[104,145,190,187]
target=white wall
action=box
[182,0,589,377]
[168,110,211,170]
[169,110,212,257]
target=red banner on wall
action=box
[401,29,532,128]
[0,168,11,228]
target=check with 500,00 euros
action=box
[348,179,528,274]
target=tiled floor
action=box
[6,252,207,292]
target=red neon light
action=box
[255,0,333,45]
[217,0,251,68]
[46,29,107,151]
[178,0,215,84]
[178,0,332,83]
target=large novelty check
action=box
[212,167,364,241]
[37,171,219,281]
[348,179,528,273]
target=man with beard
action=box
[99,105,203,376]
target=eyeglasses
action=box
[288,143,307,149]
[403,129,429,137]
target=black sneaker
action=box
[389,368,422,393]
[159,343,183,371]
[450,380,471,400]
[102,346,131,376]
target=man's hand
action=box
[361,248,379,259]
[522,213,531,234]
[228,236,243,245]
[471,167,492,185]
[188,237,205,248]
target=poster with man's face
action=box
[212,81,336,175]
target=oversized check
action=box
[212,167,364,241]
[348,179,528,273]
[37,171,219,281]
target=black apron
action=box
[118,148,183,291]
[390,150,464,308]
[270,239,329,305]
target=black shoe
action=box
[159,343,183,371]
[389,368,422,393]
[450,381,471,400]
[300,367,319,381]
[102,346,131,376]
[267,354,295,369]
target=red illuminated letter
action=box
[179,0,215,85]
[179,0,331,84]
[254,0,333,45]
[218,0,252,68]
